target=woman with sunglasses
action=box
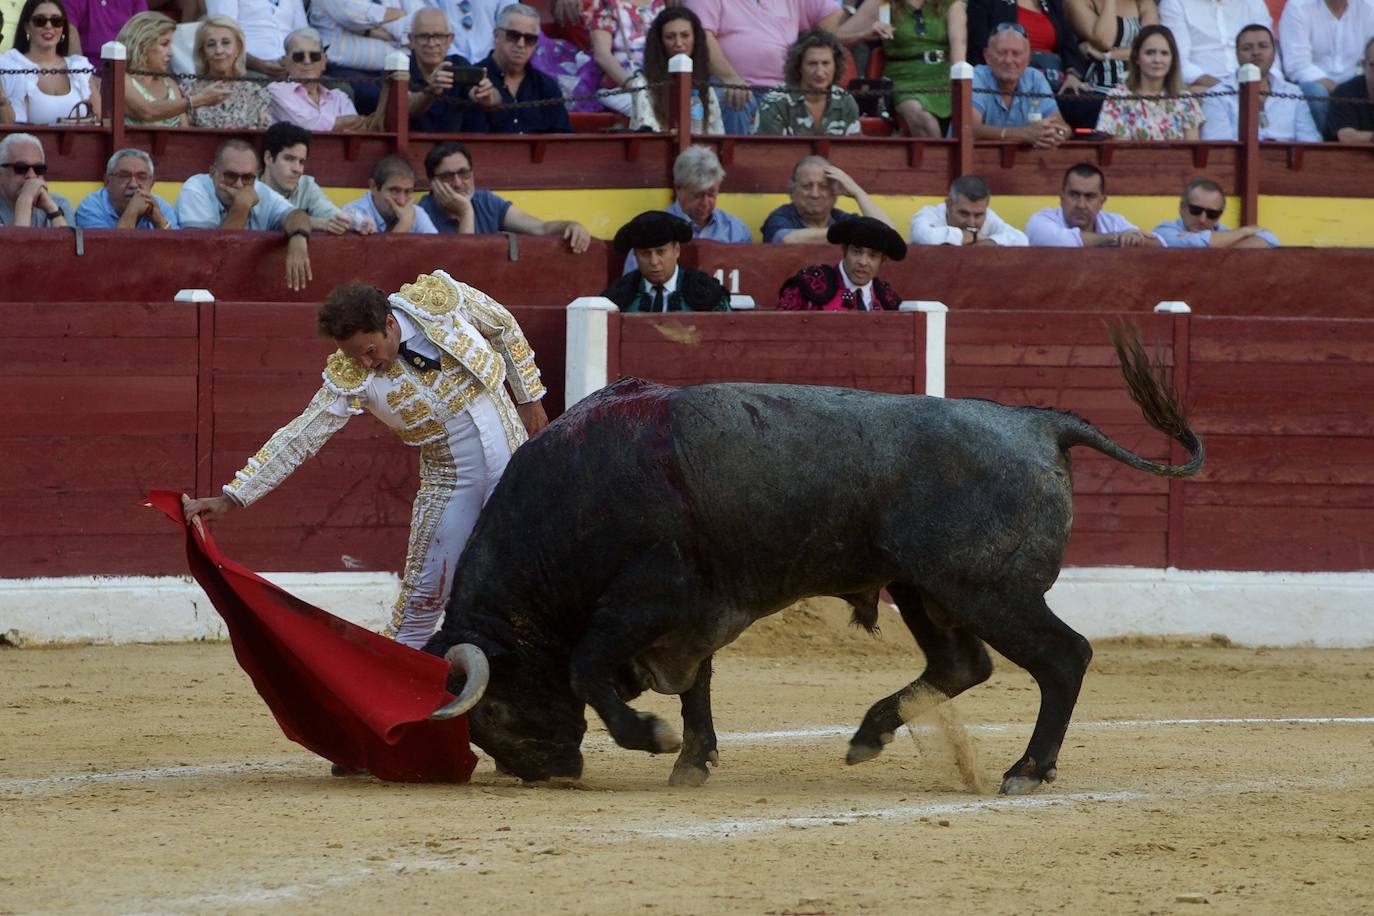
[118,11,230,127]
[627,6,722,133]
[1094,24,1200,139]
[185,16,272,129]
[847,0,968,137]
[0,0,100,124]
[267,27,384,131]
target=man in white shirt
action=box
[1026,164,1162,247]
[427,0,513,62]
[1159,0,1281,89]
[206,0,309,78]
[1278,0,1374,129]
[1201,25,1322,142]
[909,175,1028,247]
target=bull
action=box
[423,327,1203,795]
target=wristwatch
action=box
[288,227,310,241]
[44,209,62,220]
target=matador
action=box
[183,270,548,648]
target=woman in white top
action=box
[0,0,100,124]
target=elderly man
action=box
[343,155,439,234]
[1201,25,1321,142]
[75,149,178,230]
[183,273,549,651]
[761,155,893,244]
[260,121,358,235]
[972,24,1071,148]
[1152,177,1279,248]
[429,0,514,62]
[268,29,386,131]
[1026,164,1161,248]
[910,175,1027,247]
[418,140,590,250]
[1326,37,1374,142]
[686,0,861,135]
[600,211,731,312]
[175,138,315,290]
[407,7,494,133]
[0,133,70,227]
[310,0,426,113]
[623,146,750,273]
[1279,0,1374,131]
[1159,0,1279,90]
[468,4,570,133]
[777,217,907,311]
[206,0,309,78]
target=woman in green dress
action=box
[851,0,968,137]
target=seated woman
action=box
[626,6,724,133]
[966,0,1098,128]
[267,28,384,132]
[853,0,969,137]
[0,0,100,125]
[755,29,860,136]
[185,16,272,129]
[776,217,907,312]
[1095,24,1201,140]
[1064,0,1158,92]
[585,0,664,116]
[119,11,230,127]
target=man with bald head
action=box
[971,24,1070,149]
[760,155,893,244]
[407,6,494,132]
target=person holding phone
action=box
[407,6,492,132]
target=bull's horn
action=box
[429,643,490,720]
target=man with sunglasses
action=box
[468,3,571,133]
[176,138,318,289]
[1152,177,1279,248]
[0,132,70,227]
[75,148,178,230]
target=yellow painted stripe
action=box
[50,181,1374,248]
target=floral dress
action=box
[185,77,273,129]
[1095,85,1203,140]
[585,0,664,90]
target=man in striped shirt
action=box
[310,0,429,112]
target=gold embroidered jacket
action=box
[224,270,545,507]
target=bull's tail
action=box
[1057,324,1205,478]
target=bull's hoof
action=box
[845,730,894,766]
[668,763,710,787]
[634,712,682,754]
[998,775,1044,796]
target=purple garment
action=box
[65,0,148,56]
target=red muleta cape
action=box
[146,490,478,782]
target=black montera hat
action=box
[613,210,694,253]
[827,216,908,261]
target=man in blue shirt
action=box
[76,149,178,230]
[760,155,892,244]
[1152,177,1280,248]
[467,4,571,133]
[343,154,439,234]
[971,24,1071,149]
[623,146,751,273]
[175,138,316,290]
[418,141,590,250]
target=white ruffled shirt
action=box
[0,49,95,124]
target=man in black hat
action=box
[776,216,907,311]
[601,211,731,313]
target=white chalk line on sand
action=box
[5,716,1373,798]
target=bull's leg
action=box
[669,656,718,787]
[963,592,1093,795]
[569,609,684,756]
[847,584,993,765]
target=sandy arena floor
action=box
[2,599,1372,916]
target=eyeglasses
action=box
[112,169,152,183]
[1,160,47,175]
[912,8,926,36]
[29,14,66,28]
[1186,203,1223,220]
[216,169,257,186]
[459,0,473,30]
[433,168,473,182]
[993,22,1028,37]
[411,32,454,44]
[500,28,539,46]
[289,50,325,63]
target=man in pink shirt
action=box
[685,0,843,134]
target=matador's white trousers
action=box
[384,391,513,648]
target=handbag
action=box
[57,100,98,125]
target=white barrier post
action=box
[1154,300,1192,314]
[899,300,948,397]
[175,288,215,304]
[565,297,619,407]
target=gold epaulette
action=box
[322,350,371,395]
[394,271,461,320]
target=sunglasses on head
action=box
[460,0,473,29]
[1186,203,1223,220]
[993,22,1028,37]
[289,49,325,63]
[2,160,47,176]
[500,28,539,46]
[30,14,66,28]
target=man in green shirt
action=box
[259,121,364,235]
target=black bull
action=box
[424,328,1203,795]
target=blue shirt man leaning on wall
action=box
[76,148,179,230]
